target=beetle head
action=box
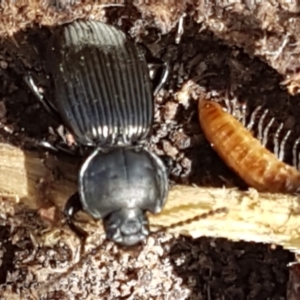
[103,208,149,246]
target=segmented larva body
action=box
[199,99,300,193]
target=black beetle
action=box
[25,20,169,246]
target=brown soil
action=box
[0,1,298,299]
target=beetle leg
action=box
[33,134,79,156]
[48,141,79,155]
[137,43,169,96]
[147,59,169,96]
[64,192,88,241]
[29,127,79,155]
[37,140,60,152]
[152,61,169,96]
[24,74,81,155]
[160,155,173,175]
[23,74,58,118]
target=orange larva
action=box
[198,99,300,193]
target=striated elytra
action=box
[44,20,169,246]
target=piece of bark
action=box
[1,142,300,253]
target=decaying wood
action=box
[1,142,300,253]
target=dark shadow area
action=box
[169,236,294,300]
[0,24,59,147]
[0,225,19,284]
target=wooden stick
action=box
[1,142,300,253]
[150,186,300,253]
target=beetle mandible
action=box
[26,20,170,246]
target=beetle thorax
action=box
[78,146,167,220]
